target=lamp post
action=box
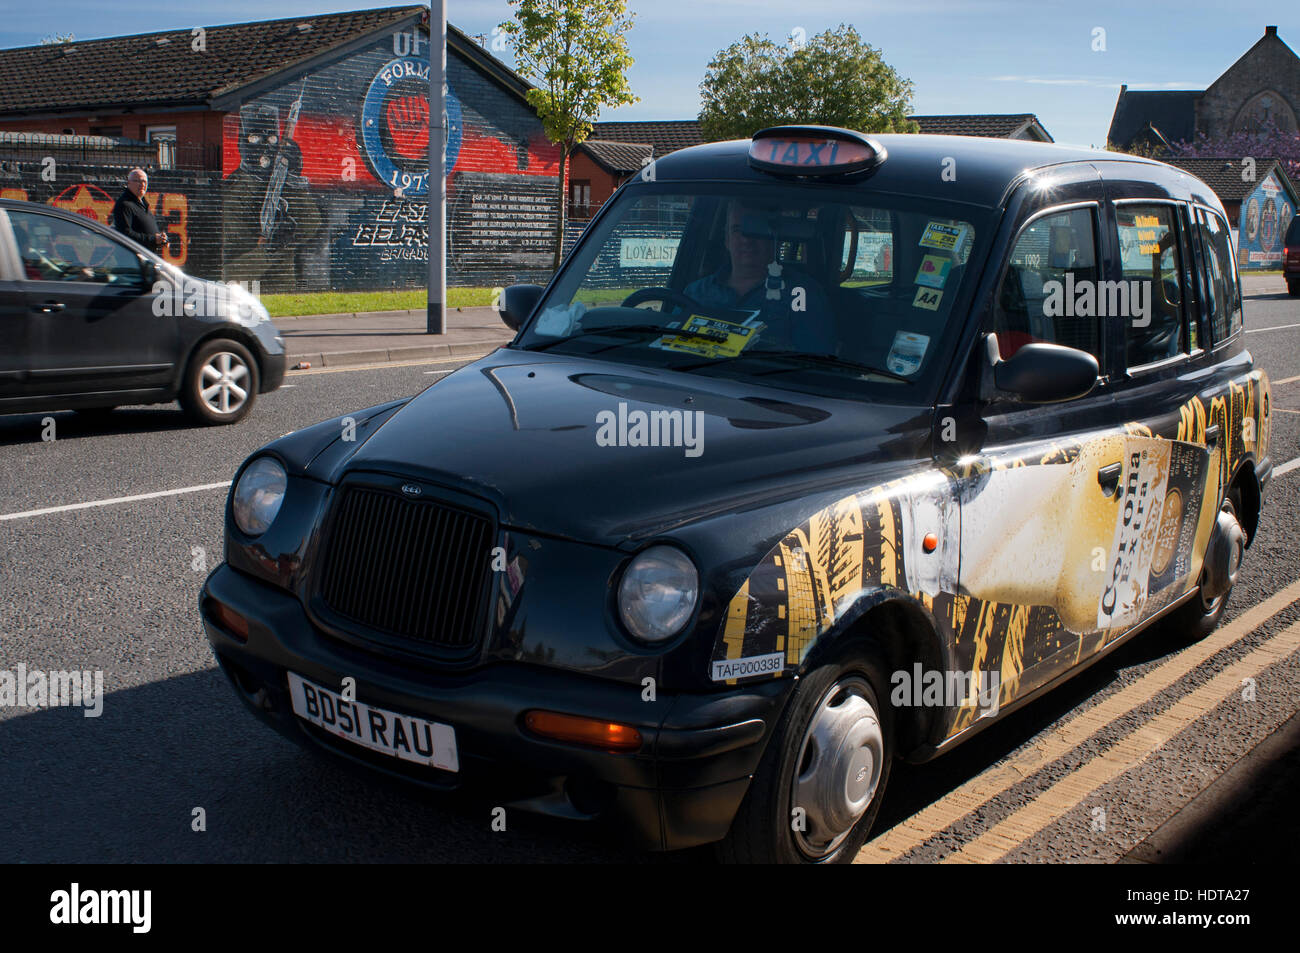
[427,0,446,334]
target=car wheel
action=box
[1163,487,1245,643]
[180,339,259,425]
[716,643,892,864]
[1287,280,1300,298]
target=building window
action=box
[570,180,592,219]
[147,125,178,169]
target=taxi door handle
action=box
[1097,462,1122,499]
[1205,424,1221,447]
[33,301,65,313]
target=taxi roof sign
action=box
[748,126,886,178]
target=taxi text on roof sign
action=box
[748,125,886,177]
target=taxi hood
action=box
[322,349,932,543]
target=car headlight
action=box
[617,545,700,643]
[232,457,287,536]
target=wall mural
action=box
[221,31,561,292]
[1237,170,1296,270]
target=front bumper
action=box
[259,350,287,393]
[200,563,792,851]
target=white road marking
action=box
[0,482,231,522]
[1274,456,1300,478]
[1272,375,1300,386]
[1247,322,1300,334]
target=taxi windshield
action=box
[515,182,989,400]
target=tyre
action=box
[716,642,892,864]
[180,339,259,425]
[1162,486,1245,643]
[1287,280,1300,298]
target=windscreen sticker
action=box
[915,254,952,288]
[919,222,969,254]
[887,331,930,376]
[652,313,764,358]
[912,286,944,311]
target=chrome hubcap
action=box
[1200,498,1243,614]
[791,675,883,858]
[200,352,249,415]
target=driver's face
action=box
[726,205,773,275]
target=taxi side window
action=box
[1196,208,1242,343]
[1117,203,1187,368]
[991,206,1101,362]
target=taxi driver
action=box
[683,200,834,353]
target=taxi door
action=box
[944,182,1136,714]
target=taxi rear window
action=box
[520,184,987,401]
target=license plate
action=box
[287,672,458,772]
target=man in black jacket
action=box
[111,168,168,251]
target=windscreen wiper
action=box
[672,348,913,382]
[524,322,725,352]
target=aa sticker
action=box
[918,222,968,254]
[912,287,943,311]
[914,254,951,288]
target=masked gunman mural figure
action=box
[223,86,322,291]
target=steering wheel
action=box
[621,287,705,314]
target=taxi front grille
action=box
[317,486,495,655]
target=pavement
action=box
[274,305,515,369]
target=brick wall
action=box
[0,25,562,293]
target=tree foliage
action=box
[499,0,638,267]
[698,25,917,141]
[1165,121,1300,187]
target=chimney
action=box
[1266,26,1277,36]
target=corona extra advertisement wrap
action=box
[712,369,1268,741]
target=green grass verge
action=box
[260,287,499,317]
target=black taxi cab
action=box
[200,127,1271,863]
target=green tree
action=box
[499,0,638,268]
[699,25,917,141]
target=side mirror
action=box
[499,284,544,331]
[138,256,158,291]
[987,338,1098,403]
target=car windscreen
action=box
[514,182,989,401]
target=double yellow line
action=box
[856,579,1300,864]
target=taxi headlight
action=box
[232,457,287,536]
[618,545,699,643]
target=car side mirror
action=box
[137,255,158,291]
[985,336,1098,403]
[499,284,544,331]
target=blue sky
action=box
[3,1,1295,147]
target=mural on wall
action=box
[0,164,218,277]
[1237,170,1296,269]
[224,27,560,291]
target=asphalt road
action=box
[1,286,1298,864]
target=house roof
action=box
[1161,156,1297,202]
[0,5,426,116]
[578,139,653,174]
[1106,88,1201,150]
[590,120,704,157]
[908,114,1053,141]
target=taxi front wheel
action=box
[716,643,892,864]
